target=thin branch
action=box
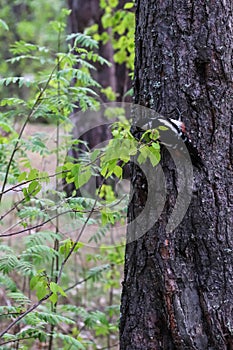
[0,293,52,338]
[64,275,93,292]
[57,178,106,284]
[57,198,98,284]
[0,61,61,204]
[0,210,72,237]
[0,197,23,221]
[0,336,37,346]
[0,169,68,197]
[48,30,62,350]
[64,263,112,293]
[0,148,105,197]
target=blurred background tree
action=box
[0,0,64,100]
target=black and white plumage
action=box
[131,117,204,169]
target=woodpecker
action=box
[131,117,204,169]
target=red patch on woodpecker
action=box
[181,122,186,133]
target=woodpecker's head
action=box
[169,119,186,133]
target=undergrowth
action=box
[0,8,126,350]
[0,3,160,349]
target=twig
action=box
[57,177,106,284]
[0,210,72,237]
[0,61,61,204]
[0,293,52,338]
[64,263,111,292]
[0,336,37,346]
[0,169,68,197]
[57,196,99,284]
[0,197,23,221]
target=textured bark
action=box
[120,1,233,349]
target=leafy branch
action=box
[0,61,61,204]
[0,293,51,338]
[0,180,103,337]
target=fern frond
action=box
[23,231,61,247]
[59,304,88,316]
[22,245,59,263]
[75,70,100,87]
[16,260,34,276]
[0,244,14,254]
[0,305,20,316]
[18,206,48,220]
[56,333,86,349]
[87,264,111,282]
[66,32,98,49]
[0,255,18,274]
[7,55,42,64]
[76,58,96,70]
[0,97,26,107]
[0,76,33,88]
[88,226,108,243]
[0,274,17,291]
[34,311,75,326]
[2,328,47,343]
[10,40,37,54]
[7,291,31,305]
[17,327,47,342]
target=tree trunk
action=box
[120,1,233,349]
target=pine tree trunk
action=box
[120,1,233,349]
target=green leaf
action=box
[90,149,101,162]
[30,275,39,290]
[50,281,59,294]
[148,146,161,166]
[58,285,67,297]
[137,147,148,164]
[102,13,112,29]
[36,281,49,300]
[150,129,160,140]
[0,19,9,31]
[113,165,123,179]
[152,142,160,150]
[59,238,73,258]
[74,168,92,189]
[124,2,134,9]
[109,0,119,8]
[28,169,39,181]
[158,125,169,131]
[28,180,41,196]
[18,171,27,182]
[49,292,58,305]
[57,334,85,349]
